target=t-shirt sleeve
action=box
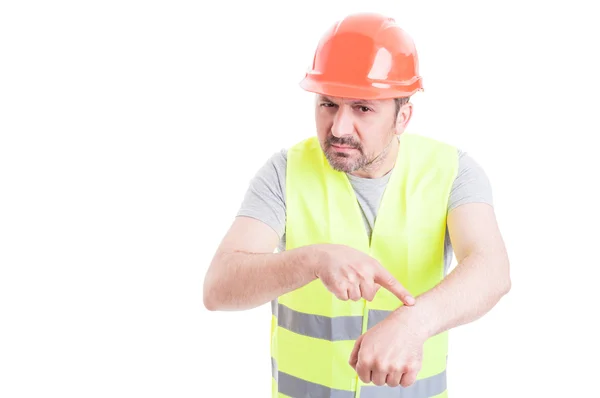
[448,149,494,211]
[236,149,287,238]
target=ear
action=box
[394,102,413,135]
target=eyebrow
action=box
[319,96,378,106]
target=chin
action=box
[326,155,355,172]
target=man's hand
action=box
[311,244,415,306]
[348,310,426,387]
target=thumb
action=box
[375,268,415,306]
[348,334,363,369]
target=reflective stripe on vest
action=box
[272,134,458,397]
[272,357,447,398]
[272,300,413,341]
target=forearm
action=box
[397,251,511,339]
[203,246,318,311]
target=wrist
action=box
[390,302,434,342]
[295,245,323,280]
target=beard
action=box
[322,134,394,173]
[323,135,364,172]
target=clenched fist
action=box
[348,310,426,387]
[310,244,415,306]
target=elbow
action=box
[203,255,226,311]
[502,275,512,297]
[486,254,511,300]
[203,274,222,311]
[204,286,226,311]
[203,289,218,311]
[202,285,217,311]
[499,260,512,297]
[505,268,512,293]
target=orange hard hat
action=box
[300,12,423,100]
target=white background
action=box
[1,0,599,397]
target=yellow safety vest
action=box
[271,133,458,398]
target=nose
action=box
[331,105,354,138]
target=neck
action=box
[349,136,400,179]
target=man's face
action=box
[315,95,404,174]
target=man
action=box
[203,12,511,398]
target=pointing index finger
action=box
[374,268,415,306]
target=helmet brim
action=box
[299,77,422,100]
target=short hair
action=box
[394,97,410,116]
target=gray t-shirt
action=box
[237,140,493,275]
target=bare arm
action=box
[203,216,416,311]
[392,202,512,338]
[203,216,318,311]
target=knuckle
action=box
[356,369,370,383]
[360,356,374,368]
[387,375,400,387]
[373,360,385,372]
[400,377,415,388]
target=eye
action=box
[357,106,372,113]
[320,102,336,108]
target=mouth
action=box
[330,144,357,151]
